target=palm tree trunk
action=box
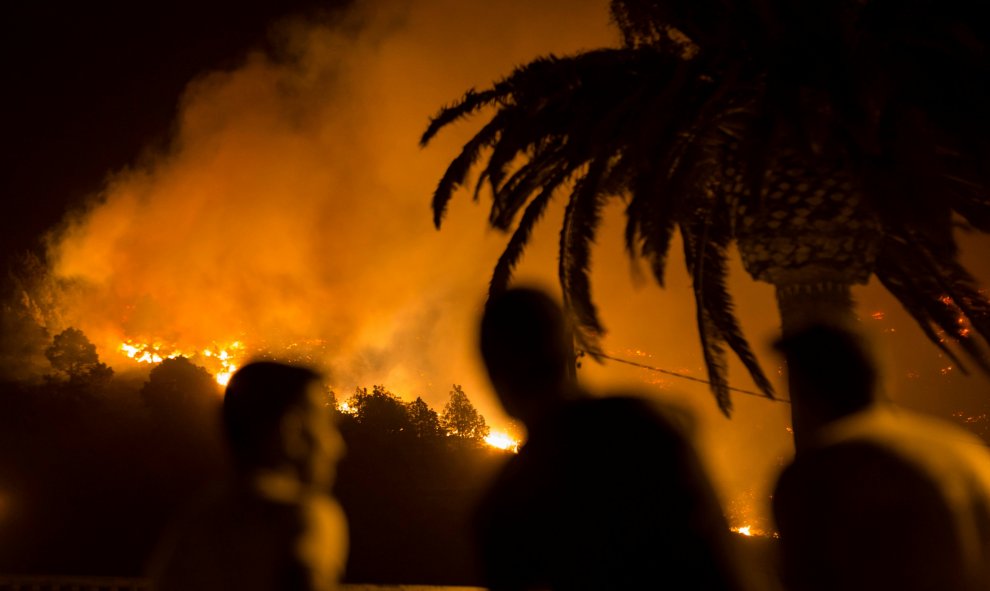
[774,280,857,453]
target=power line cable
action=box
[581,349,792,404]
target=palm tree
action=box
[422,0,990,443]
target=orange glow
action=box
[730,524,778,538]
[118,340,190,365]
[118,339,245,386]
[484,430,520,453]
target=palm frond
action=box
[421,88,504,147]
[625,167,679,286]
[490,145,570,230]
[488,166,576,299]
[874,266,969,373]
[874,235,990,373]
[908,238,990,369]
[426,0,990,415]
[559,159,611,356]
[626,65,746,286]
[936,145,990,232]
[430,112,510,227]
[680,212,772,415]
[609,0,741,54]
[697,239,775,399]
[682,218,732,415]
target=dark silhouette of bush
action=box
[45,327,113,388]
[141,356,219,420]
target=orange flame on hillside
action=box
[731,524,778,538]
[118,339,245,386]
[484,430,521,453]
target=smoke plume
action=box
[45,0,615,417]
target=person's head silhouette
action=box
[480,287,575,426]
[775,323,877,430]
[223,362,341,490]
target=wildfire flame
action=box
[118,339,245,386]
[730,524,778,538]
[484,431,520,453]
[120,340,521,449]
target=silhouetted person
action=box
[772,324,990,591]
[151,362,347,591]
[476,287,747,591]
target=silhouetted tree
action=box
[335,385,507,586]
[423,0,990,434]
[45,327,113,387]
[407,396,442,439]
[349,385,412,436]
[0,303,49,383]
[326,388,339,410]
[441,385,489,443]
[0,253,53,381]
[141,357,219,420]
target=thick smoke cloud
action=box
[47,0,614,411]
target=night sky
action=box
[0,0,339,259]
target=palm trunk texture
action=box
[731,148,878,452]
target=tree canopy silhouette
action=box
[407,396,443,439]
[349,385,414,436]
[441,385,490,443]
[423,0,990,416]
[141,356,219,419]
[45,327,113,387]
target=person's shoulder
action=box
[568,391,675,419]
[294,493,348,588]
[583,392,693,434]
[818,407,990,473]
[552,394,696,465]
[775,413,964,510]
[299,493,347,538]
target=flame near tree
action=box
[442,384,491,441]
[338,383,518,451]
[118,339,244,386]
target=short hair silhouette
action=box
[772,323,990,591]
[223,361,321,469]
[481,288,570,391]
[775,323,877,420]
[153,360,347,591]
[475,287,748,591]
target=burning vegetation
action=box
[24,319,524,452]
[334,383,520,452]
[118,339,245,386]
